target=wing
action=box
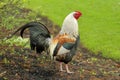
[55,36,80,64]
[53,34,76,56]
[63,42,75,50]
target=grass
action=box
[24,0,120,61]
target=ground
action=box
[0,14,120,80]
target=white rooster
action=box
[11,11,82,73]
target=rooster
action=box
[11,11,82,73]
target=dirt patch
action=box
[0,11,120,80]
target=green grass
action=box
[24,0,120,61]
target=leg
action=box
[65,64,74,73]
[59,62,65,72]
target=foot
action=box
[66,70,74,74]
[65,64,74,74]
[60,69,65,72]
[59,62,65,72]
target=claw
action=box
[65,64,74,74]
[59,63,74,73]
[59,62,65,72]
[67,71,74,74]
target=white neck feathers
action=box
[60,12,79,37]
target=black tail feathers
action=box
[20,21,50,38]
[8,21,51,53]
